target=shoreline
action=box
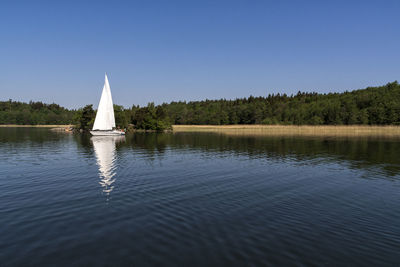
[0,125,72,128]
[172,125,400,137]
[2,124,400,137]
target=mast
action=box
[104,74,116,129]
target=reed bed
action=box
[172,125,400,137]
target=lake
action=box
[0,128,399,266]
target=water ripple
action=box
[0,129,399,266]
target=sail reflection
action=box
[91,136,125,199]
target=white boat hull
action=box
[90,130,125,136]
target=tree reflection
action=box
[122,133,400,177]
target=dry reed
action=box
[172,125,400,137]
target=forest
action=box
[1,81,400,130]
[0,100,75,125]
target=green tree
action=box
[76,105,95,130]
[114,104,129,129]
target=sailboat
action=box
[90,74,125,136]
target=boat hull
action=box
[90,130,125,136]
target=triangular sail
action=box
[92,74,116,130]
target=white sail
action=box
[92,74,116,131]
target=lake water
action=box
[0,128,399,266]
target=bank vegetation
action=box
[2,81,400,132]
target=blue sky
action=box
[1,0,399,109]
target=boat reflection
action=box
[91,136,125,200]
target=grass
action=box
[172,125,400,137]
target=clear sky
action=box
[1,0,399,109]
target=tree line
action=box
[123,81,400,128]
[0,100,75,125]
[2,81,400,130]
